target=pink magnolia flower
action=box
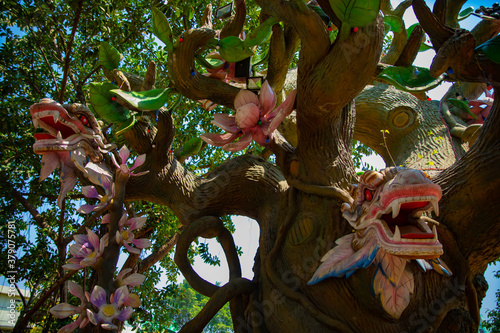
[49,281,90,332]
[201,81,297,151]
[77,177,114,214]
[115,268,145,308]
[115,214,152,254]
[468,90,494,124]
[86,285,133,330]
[63,229,108,270]
[111,145,149,176]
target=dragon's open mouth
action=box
[31,99,93,153]
[357,184,443,259]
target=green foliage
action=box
[484,270,500,332]
[383,15,404,34]
[448,98,477,119]
[458,6,474,21]
[175,137,204,160]
[110,88,173,111]
[476,35,500,64]
[377,65,444,92]
[329,0,381,39]
[89,82,132,122]
[98,41,123,70]
[151,7,174,52]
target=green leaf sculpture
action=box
[458,6,474,21]
[152,7,173,52]
[448,98,477,119]
[89,82,131,123]
[98,41,123,70]
[211,17,279,63]
[383,15,404,34]
[475,34,500,64]
[218,36,254,63]
[377,66,444,92]
[244,17,280,47]
[110,88,173,111]
[175,137,204,160]
[328,0,381,40]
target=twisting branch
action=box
[220,0,246,39]
[413,0,500,85]
[174,216,242,297]
[168,28,240,109]
[255,0,330,70]
[137,232,181,273]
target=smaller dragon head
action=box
[31,98,111,161]
[342,167,442,259]
[31,99,114,207]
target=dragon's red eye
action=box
[79,115,88,125]
[364,189,373,201]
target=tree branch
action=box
[174,216,242,297]
[220,0,246,39]
[255,0,330,70]
[168,28,240,109]
[138,232,180,273]
[178,278,256,333]
[13,270,77,332]
[58,0,83,103]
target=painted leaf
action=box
[377,66,444,92]
[374,250,407,285]
[89,82,130,123]
[218,36,254,63]
[448,98,477,119]
[307,234,379,284]
[475,34,500,64]
[373,266,414,319]
[110,88,172,111]
[98,41,122,70]
[152,7,173,52]
[175,137,204,159]
[458,6,474,21]
[244,17,280,48]
[329,0,381,39]
[383,15,404,33]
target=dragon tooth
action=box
[32,118,40,128]
[429,199,439,216]
[432,225,438,241]
[392,201,400,218]
[393,225,401,242]
[56,131,62,141]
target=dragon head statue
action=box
[308,167,451,319]
[31,98,115,206]
[342,167,443,259]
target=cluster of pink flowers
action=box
[201,81,296,151]
[52,145,151,331]
[51,272,145,332]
